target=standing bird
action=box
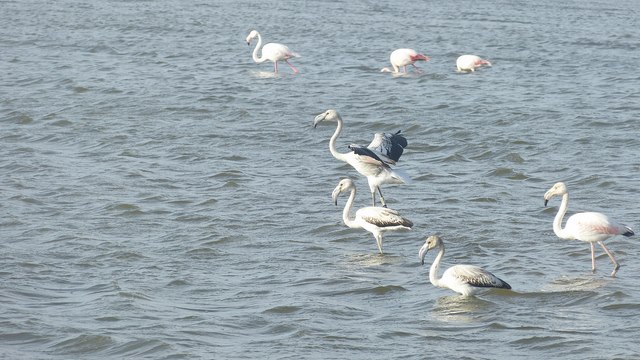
[332,178,413,254]
[380,48,430,73]
[544,182,634,277]
[456,54,492,72]
[246,30,299,73]
[419,235,512,296]
[314,109,410,207]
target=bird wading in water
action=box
[246,30,299,73]
[332,178,412,254]
[544,182,634,277]
[314,109,410,207]
[419,235,511,297]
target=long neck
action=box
[553,193,572,239]
[342,187,360,229]
[329,117,350,162]
[429,244,445,288]
[251,33,266,63]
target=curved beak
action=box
[313,113,326,128]
[331,186,341,206]
[543,190,552,207]
[418,241,429,265]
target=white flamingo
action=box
[314,109,411,207]
[456,54,492,72]
[332,178,413,254]
[245,30,299,73]
[381,48,430,73]
[419,235,512,296]
[544,182,634,277]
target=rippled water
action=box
[2,0,640,359]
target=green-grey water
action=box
[2,0,640,358]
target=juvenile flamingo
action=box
[381,48,430,73]
[314,109,410,207]
[456,55,492,72]
[419,235,512,296]
[245,30,299,73]
[332,178,413,254]
[544,182,634,277]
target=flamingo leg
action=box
[590,242,597,273]
[377,187,388,208]
[411,64,423,73]
[285,59,299,73]
[274,61,279,73]
[598,241,620,277]
[375,234,384,254]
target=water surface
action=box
[2,0,640,359]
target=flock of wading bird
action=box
[247,30,636,297]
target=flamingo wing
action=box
[391,49,417,67]
[445,265,511,289]
[348,145,389,166]
[566,212,631,241]
[356,207,413,228]
[367,131,407,164]
[263,43,298,61]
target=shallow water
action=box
[2,0,640,359]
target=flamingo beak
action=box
[543,190,552,206]
[332,186,341,205]
[313,113,327,128]
[418,242,430,265]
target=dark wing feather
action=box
[451,265,512,289]
[357,207,413,229]
[348,145,387,165]
[367,131,408,163]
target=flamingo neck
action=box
[381,65,399,73]
[429,244,445,288]
[342,187,360,229]
[553,193,572,239]
[251,33,267,63]
[328,117,350,163]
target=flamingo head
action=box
[332,178,355,205]
[410,53,430,62]
[313,109,341,128]
[245,30,259,45]
[476,59,492,67]
[544,182,568,206]
[419,235,442,265]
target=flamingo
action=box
[544,182,634,277]
[332,178,413,254]
[245,30,299,73]
[313,109,411,207]
[456,55,492,72]
[419,235,512,296]
[380,48,430,73]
